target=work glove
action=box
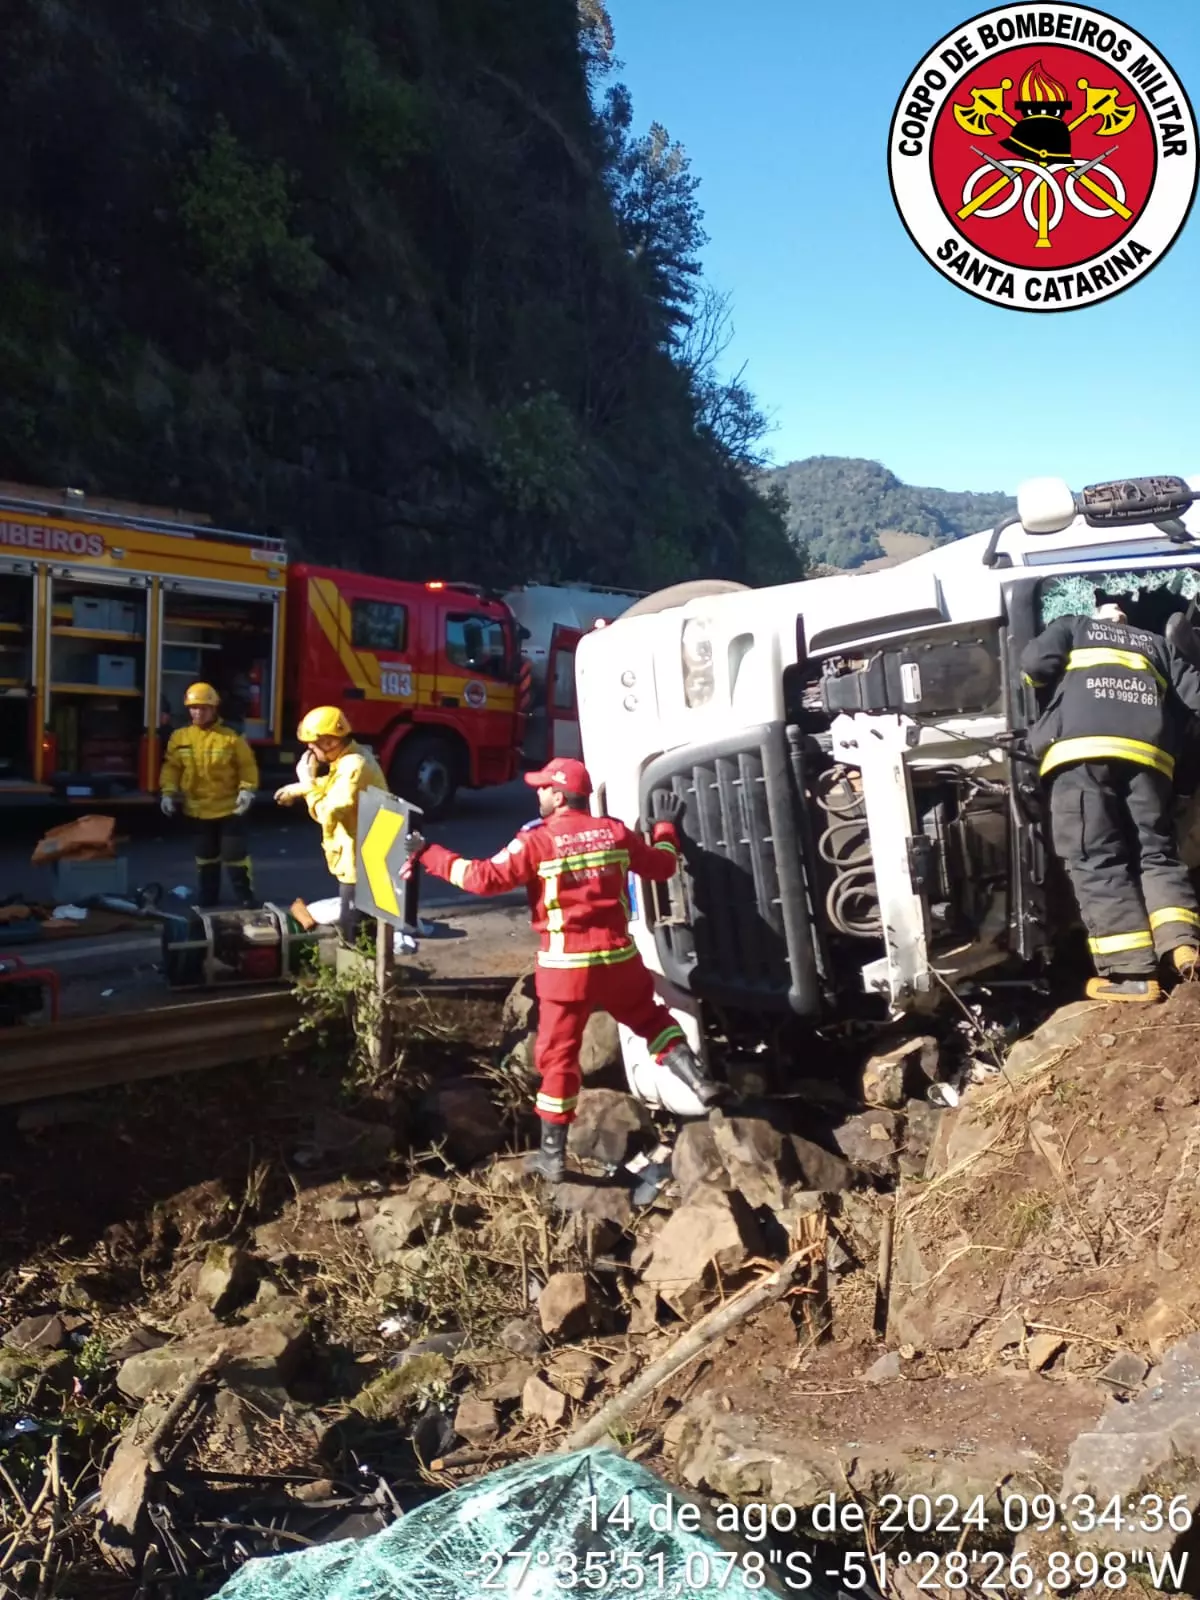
[296,750,318,787]
[233,789,254,817]
[160,793,179,817]
[274,783,304,806]
[399,831,427,880]
[656,794,688,833]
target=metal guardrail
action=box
[0,977,515,1107]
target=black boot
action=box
[525,1120,568,1182]
[196,862,221,908]
[228,861,256,911]
[659,1042,725,1106]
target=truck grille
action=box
[638,722,822,1016]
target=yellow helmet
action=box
[184,682,220,708]
[297,705,352,742]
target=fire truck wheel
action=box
[620,578,748,619]
[390,732,460,822]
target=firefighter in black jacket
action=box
[1022,601,1200,1002]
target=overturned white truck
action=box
[575,475,1200,1112]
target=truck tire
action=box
[390,732,460,822]
[620,579,749,619]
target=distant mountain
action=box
[761,456,1015,572]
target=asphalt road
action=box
[2,780,535,914]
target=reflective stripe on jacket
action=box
[1020,614,1200,779]
[159,721,258,820]
[420,809,681,998]
[303,741,388,884]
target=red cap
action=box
[524,758,593,797]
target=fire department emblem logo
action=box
[889,4,1196,310]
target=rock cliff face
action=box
[0,0,795,588]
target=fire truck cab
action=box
[286,565,522,816]
[575,474,1200,1112]
[0,485,524,815]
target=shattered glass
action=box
[1039,568,1200,625]
[213,1447,851,1599]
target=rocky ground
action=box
[7,970,1200,1597]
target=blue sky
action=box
[604,0,1199,494]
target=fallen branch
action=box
[559,1249,810,1454]
[143,1345,228,1470]
[429,1444,528,1473]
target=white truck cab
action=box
[576,475,1200,1111]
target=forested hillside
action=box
[763,456,1015,570]
[0,0,798,590]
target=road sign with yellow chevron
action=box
[355,788,423,929]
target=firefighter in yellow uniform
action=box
[274,706,387,939]
[159,683,259,908]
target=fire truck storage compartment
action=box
[48,574,146,783]
[160,587,277,739]
[0,568,34,780]
[819,632,1003,719]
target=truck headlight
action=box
[681,617,715,708]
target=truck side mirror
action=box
[1017,477,1078,536]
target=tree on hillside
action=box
[679,285,774,467]
[597,83,706,340]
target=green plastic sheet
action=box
[213,1447,848,1599]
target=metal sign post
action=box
[355,790,423,1072]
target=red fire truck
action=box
[0,485,525,817]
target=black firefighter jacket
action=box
[1021,613,1200,781]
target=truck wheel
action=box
[390,733,459,822]
[620,579,749,619]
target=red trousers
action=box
[534,958,685,1124]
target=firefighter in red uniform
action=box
[403,757,722,1181]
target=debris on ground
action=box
[10,967,1200,1596]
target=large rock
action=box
[501,971,538,1038]
[545,1349,600,1401]
[360,1177,455,1264]
[454,1394,499,1445]
[863,1037,938,1108]
[567,1089,652,1168]
[888,1226,1000,1352]
[709,1110,793,1211]
[195,1245,259,1316]
[117,1307,308,1401]
[95,1408,167,1568]
[672,1122,730,1204]
[1057,1333,1200,1556]
[416,1078,504,1167]
[4,1314,69,1352]
[305,1110,393,1172]
[1004,1000,1104,1077]
[787,1134,854,1193]
[522,1373,568,1427]
[351,1352,453,1421]
[832,1110,899,1180]
[579,1010,624,1084]
[675,1374,1106,1516]
[537,1273,598,1340]
[641,1192,764,1318]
